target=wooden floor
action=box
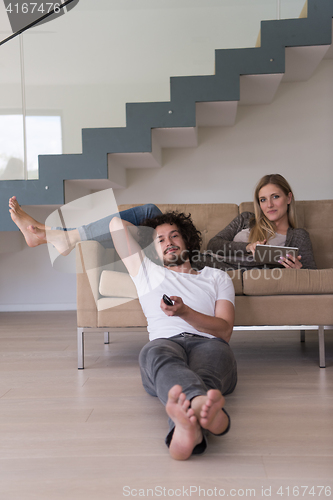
[0,312,332,500]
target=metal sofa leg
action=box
[77,328,84,370]
[104,331,110,344]
[318,325,325,368]
[300,329,305,342]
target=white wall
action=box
[115,59,333,206]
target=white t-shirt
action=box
[130,257,235,341]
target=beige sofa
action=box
[76,200,333,369]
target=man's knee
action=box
[139,340,182,370]
[139,341,164,367]
[138,342,151,368]
[144,204,162,218]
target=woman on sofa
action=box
[206,173,317,270]
[8,173,316,269]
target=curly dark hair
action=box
[137,211,202,264]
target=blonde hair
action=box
[249,174,297,243]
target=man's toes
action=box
[178,392,186,405]
[188,414,197,425]
[207,389,221,401]
[187,407,195,418]
[168,385,183,402]
[181,399,191,412]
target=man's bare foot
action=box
[9,196,45,230]
[9,196,47,247]
[166,385,203,460]
[191,390,229,435]
[9,196,80,255]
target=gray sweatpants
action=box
[139,333,237,454]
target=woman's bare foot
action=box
[191,390,229,435]
[9,196,80,255]
[166,385,203,460]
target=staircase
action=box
[1,0,332,233]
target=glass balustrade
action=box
[0,0,306,181]
[0,35,24,180]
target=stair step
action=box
[324,20,333,58]
[107,130,161,169]
[239,73,284,105]
[195,101,238,127]
[152,127,198,148]
[283,45,331,81]
[64,179,116,204]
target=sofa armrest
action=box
[76,241,109,327]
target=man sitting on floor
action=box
[109,211,237,460]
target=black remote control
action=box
[163,294,173,306]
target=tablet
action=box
[254,244,299,265]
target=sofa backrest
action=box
[119,200,332,270]
[118,203,239,252]
[240,200,333,269]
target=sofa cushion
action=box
[99,270,138,298]
[99,267,243,301]
[97,297,136,311]
[295,200,333,270]
[234,295,333,326]
[226,269,243,295]
[243,268,333,296]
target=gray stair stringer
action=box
[1,0,333,231]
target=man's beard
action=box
[163,248,190,267]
